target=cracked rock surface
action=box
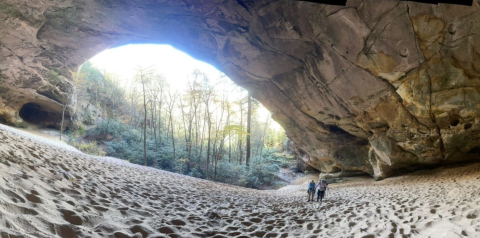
[0,0,479,179]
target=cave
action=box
[0,0,479,179]
[18,102,68,129]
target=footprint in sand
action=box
[157,226,176,235]
[228,231,242,236]
[466,213,477,219]
[129,224,155,237]
[4,190,26,203]
[26,193,42,203]
[60,209,83,225]
[54,223,78,238]
[10,204,39,215]
[112,231,131,238]
[169,219,186,226]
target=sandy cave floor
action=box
[0,124,480,238]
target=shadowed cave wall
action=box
[18,102,69,129]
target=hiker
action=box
[316,179,329,203]
[307,180,316,202]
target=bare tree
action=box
[246,91,252,167]
[126,80,141,127]
[149,74,167,148]
[201,76,215,180]
[135,67,152,166]
[166,89,178,159]
[238,97,244,164]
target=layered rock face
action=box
[0,0,479,179]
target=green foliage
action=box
[79,61,125,113]
[86,119,175,170]
[81,61,104,82]
[215,162,247,186]
[213,160,281,188]
[69,140,106,156]
[87,119,133,140]
[245,163,279,188]
[68,123,86,137]
[223,124,249,137]
[0,3,23,18]
[13,120,28,129]
[275,182,287,189]
[80,119,291,189]
[66,63,290,190]
[46,70,62,86]
[265,151,296,168]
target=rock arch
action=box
[0,0,479,179]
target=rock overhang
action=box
[18,102,69,129]
[0,0,479,179]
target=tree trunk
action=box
[194,110,199,158]
[180,98,188,151]
[166,112,171,140]
[204,99,212,180]
[187,102,198,160]
[206,113,211,180]
[152,99,157,148]
[246,92,251,167]
[180,99,188,148]
[213,99,226,181]
[171,112,176,159]
[199,110,206,159]
[238,99,243,164]
[227,109,231,162]
[142,80,148,166]
[158,91,163,145]
[187,119,193,159]
[216,123,226,181]
[60,104,67,141]
[260,117,269,158]
[158,105,162,144]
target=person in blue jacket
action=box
[307,180,316,202]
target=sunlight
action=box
[89,44,220,91]
[89,44,283,131]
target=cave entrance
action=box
[88,44,284,128]
[19,102,68,129]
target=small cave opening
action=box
[19,102,69,129]
[449,114,461,127]
[0,116,7,125]
[329,166,341,173]
[468,146,480,154]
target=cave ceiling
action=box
[0,0,479,179]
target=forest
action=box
[65,62,295,189]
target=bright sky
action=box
[89,44,283,131]
[89,44,222,90]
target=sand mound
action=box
[0,124,479,238]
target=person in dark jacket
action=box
[316,179,329,203]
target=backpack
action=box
[319,180,327,191]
